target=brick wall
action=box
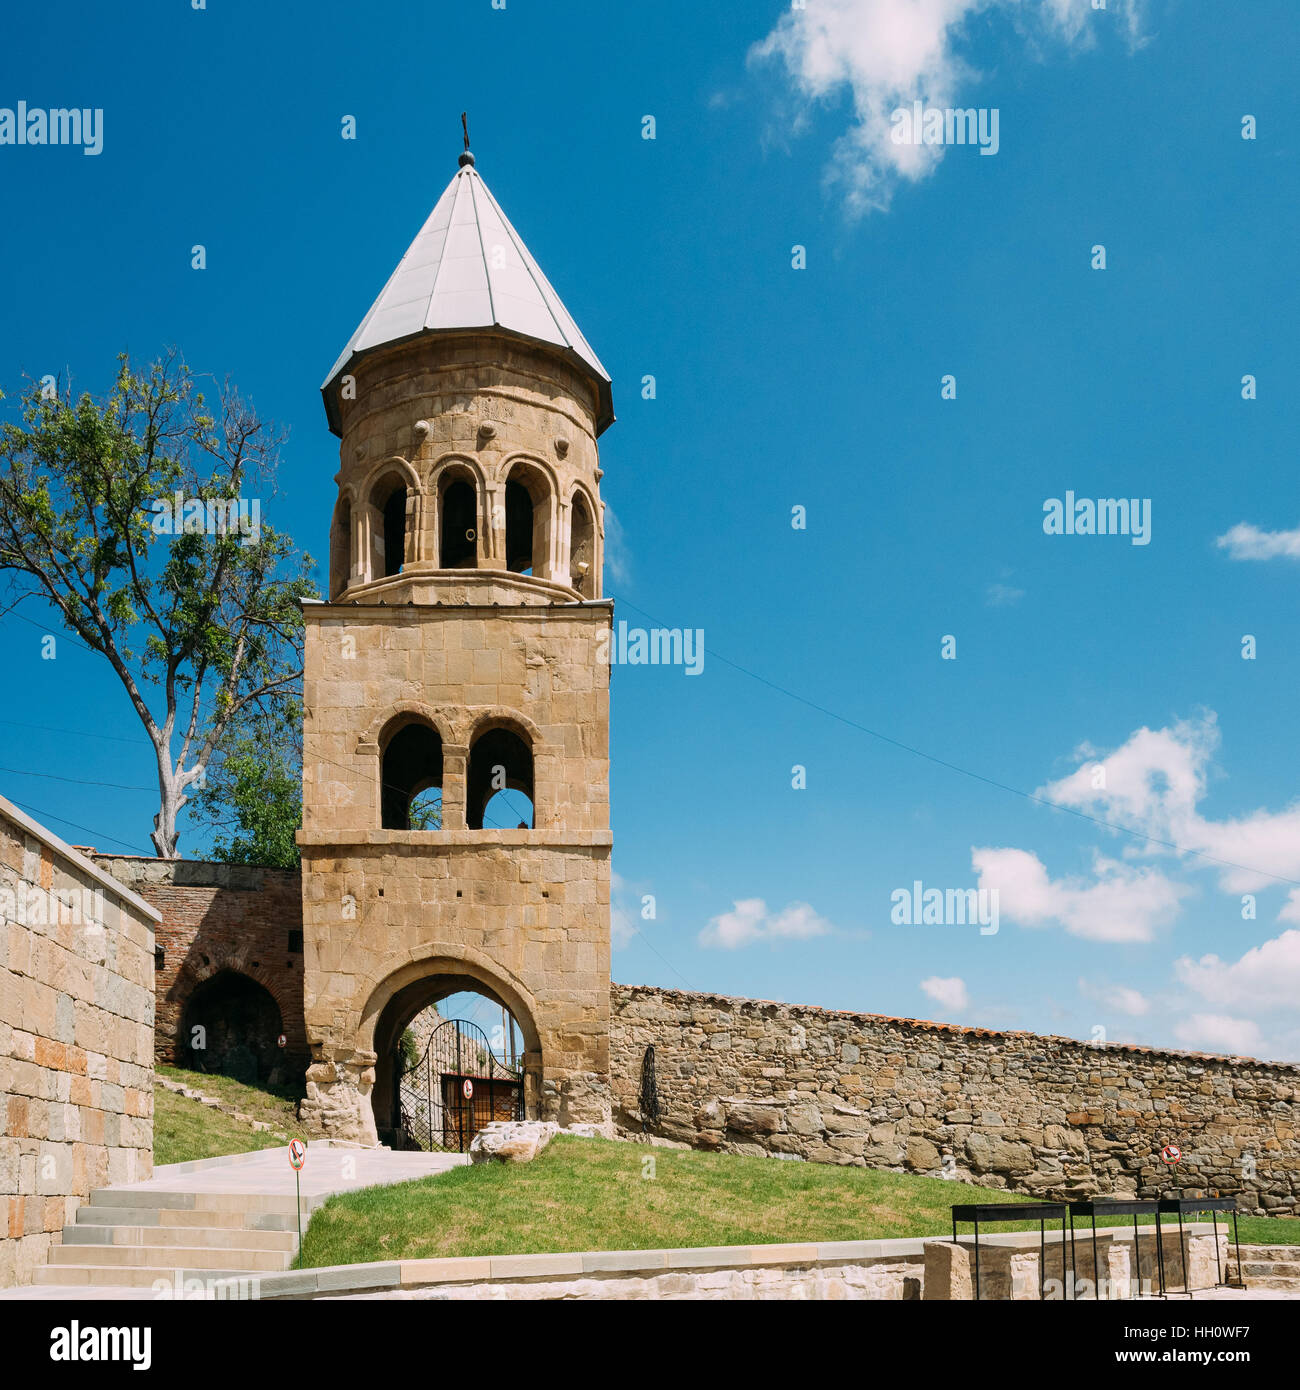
[610,984,1300,1217]
[0,796,159,1287]
[91,856,307,1075]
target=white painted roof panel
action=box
[323,157,612,433]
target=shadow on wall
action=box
[180,968,298,1087]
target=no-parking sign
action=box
[288,1139,307,1170]
[1160,1143,1182,1165]
[462,1078,474,1100]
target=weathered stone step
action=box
[1231,1245,1300,1260]
[62,1224,297,1253]
[49,1242,289,1272]
[88,1188,305,1216]
[33,1264,268,1290]
[75,1204,299,1231]
[1237,1275,1300,1290]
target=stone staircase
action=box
[33,1186,305,1292]
[1228,1245,1300,1293]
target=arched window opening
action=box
[381,721,443,830]
[329,495,352,599]
[369,473,409,579]
[181,970,284,1084]
[569,492,595,596]
[503,463,552,579]
[439,475,478,569]
[467,726,534,830]
[505,480,535,574]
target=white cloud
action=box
[611,902,637,949]
[610,871,641,949]
[1173,930,1300,1014]
[699,898,833,949]
[1079,978,1150,1017]
[751,0,1146,216]
[973,846,1187,942]
[602,500,632,586]
[1280,891,1300,925]
[920,975,969,1011]
[1173,1013,1264,1057]
[1216,522,1300,562]
[1038,712,1300,892]
[985,582,1025,607]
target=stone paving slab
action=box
[0,1146,466,1301]
[95,1146,466,1202]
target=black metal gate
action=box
[396,1018,523,1153]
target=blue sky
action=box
[1,1,1297,1060]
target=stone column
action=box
[484,484,502,566]
[555,498,571,586]
[408,489,426,564]
[442,744,468,829]
[521,1051,542,1121]
[300,1045,379,1146]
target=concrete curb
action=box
[238,1224,1232,1300]
[244,1235,933,1300]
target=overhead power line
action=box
[609,593,1300,891]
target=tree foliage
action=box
[188,697,303,868]
[0,351,315,856]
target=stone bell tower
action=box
[297,141,614,1144]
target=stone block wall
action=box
[610,984,1300,1216]
[0,796,159,1287]
[91,855,307,1073]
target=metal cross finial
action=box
[458,112,475,168]
[459,113,475,167]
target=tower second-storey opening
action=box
[381,719,444,830]
[569,490,595,596]
[504,462,552,578]
[369,471,409,579]
[329,495,352,599]
[467,725,534,829]
[439,470,478,568]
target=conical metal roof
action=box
[322,153,613,436]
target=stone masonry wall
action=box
[610,984,1300,1216]
[91,855,307,1073]
[0,796,159,1287]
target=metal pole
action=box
[1130,1213,1139,1301]
[1039,1218,1045,1301]
[1232,1211,1244,1289]
[1060,1216,1068,1301]
[1178,1211,1188,1297]
[1156,1215,1166,1298]
[1067,1213,1074,1301]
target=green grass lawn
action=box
[156,1064,304,1130]
[298,1136,1300,1268]
[152,1066,307,1167]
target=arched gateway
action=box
[297,144,615,1146]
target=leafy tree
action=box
[408,788,442,831]
[0,351,315,856]
[189,697,303,868]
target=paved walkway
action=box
[93,1143,465,1204]
[0,1145,465,1301]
